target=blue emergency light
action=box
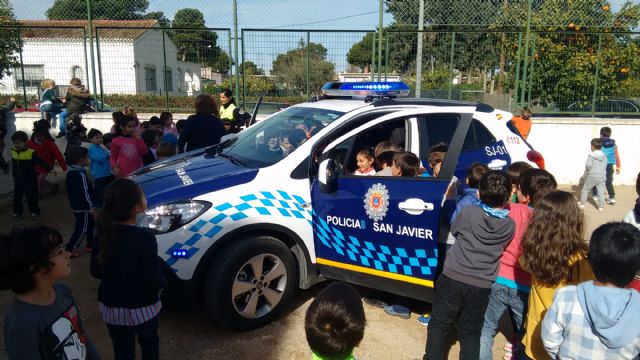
[171,249,189,258]
[322,81,410,97]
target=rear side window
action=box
[463,119,497,151]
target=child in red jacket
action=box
[28,127,67,196]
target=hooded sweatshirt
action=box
[584,149,607,178]
[443,205,515,288]
[65,84,91,113]
[28,138,67,175]
[541,281,640,359]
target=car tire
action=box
[203,235,297,330]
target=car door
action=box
[309,109,472,302]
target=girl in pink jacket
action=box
[110,115,148,178]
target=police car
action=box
[132,82,544,330]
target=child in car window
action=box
[391,152,420,177]
[375,151,396,176]
[354,149,376,176]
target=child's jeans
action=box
[66,210,94,252]
[580,176,605,207]
[424,275,491,360]
[479,282,529,360]
[106,316,159,360]
[58,110,69,135]
[592,164,616,199]
[13,178,39,215]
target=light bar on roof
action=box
[322,81,410,97]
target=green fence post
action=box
[86,0,99,109]
[162,29,169,111]
[377,0,383,82]
[371,32,376,81]
[95,30,105,108]
[448,32,456,100]
[519,0,533,107]
[591,33,603,117]
[233,0,240,104]
[227,29,232,93]
[16,25,27,109]
[513,32,523,107]
[82,27,90,93]
[241,29,246,107]
[527,33,537,105]
[385,33,389,82]
[306,31,311,101]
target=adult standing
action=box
[219,88,242,133]
[178,94,225,153]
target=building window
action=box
[145,67,157,91]
[14,65,44,88]
[165,68,173,92]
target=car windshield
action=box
[219,106,345,168]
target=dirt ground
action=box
[0,173,635,359]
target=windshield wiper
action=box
[217,152,247,167]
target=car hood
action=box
[131,151,258,207]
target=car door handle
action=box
[488,159,508,170]
[399,199,434,215]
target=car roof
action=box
[289,99,372,113]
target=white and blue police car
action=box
[132,82,544,330]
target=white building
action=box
[1,20,201,96]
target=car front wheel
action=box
[204,235,297,330]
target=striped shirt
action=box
[99,301,162,326]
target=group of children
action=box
[303,160,640,360]
[578,126,621,210]
[1,178,164,359]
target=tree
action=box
[346,33,375,71]
[240,61,264,76]
[271,40,335,95]
[171,8,228,73]
[0,0,20,81]
[144,11,170,28]
[47,0,149,20]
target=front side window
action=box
[145,67,157,91]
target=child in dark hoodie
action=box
[578,138,607,210]
[542,222,640,359]
[424,170,515,359]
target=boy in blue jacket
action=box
[87,129,113,207]
[65,146,95,256]
[596,126,621,204]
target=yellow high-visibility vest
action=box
[220,103,237,122]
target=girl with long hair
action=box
[521,190,594,359]
[91,179,165,359]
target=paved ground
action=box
[0,163,635,359]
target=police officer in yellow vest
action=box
[219,88,239,133]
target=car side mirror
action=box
[318,158,338,194]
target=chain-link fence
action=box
[2,0,639,115]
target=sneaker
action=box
[577,202,585,209]
[363,297,387,308]
[416,313,431,326]
[598,207,604,212]
[383,304,410,319]
[592,195,599,203]
[606,197,616,205]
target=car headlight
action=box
[138,201,211,234]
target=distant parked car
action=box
[566,99,639,113]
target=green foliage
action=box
[240,61,264,76]
[47,0,149,20]
[271,40,335,95]
[143,11,170,28]
[171,8,229,74]
[0,0,19,81]
[346,33,375,70]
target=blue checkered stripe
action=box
[164,190,311,270]
[312,213,438,279]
